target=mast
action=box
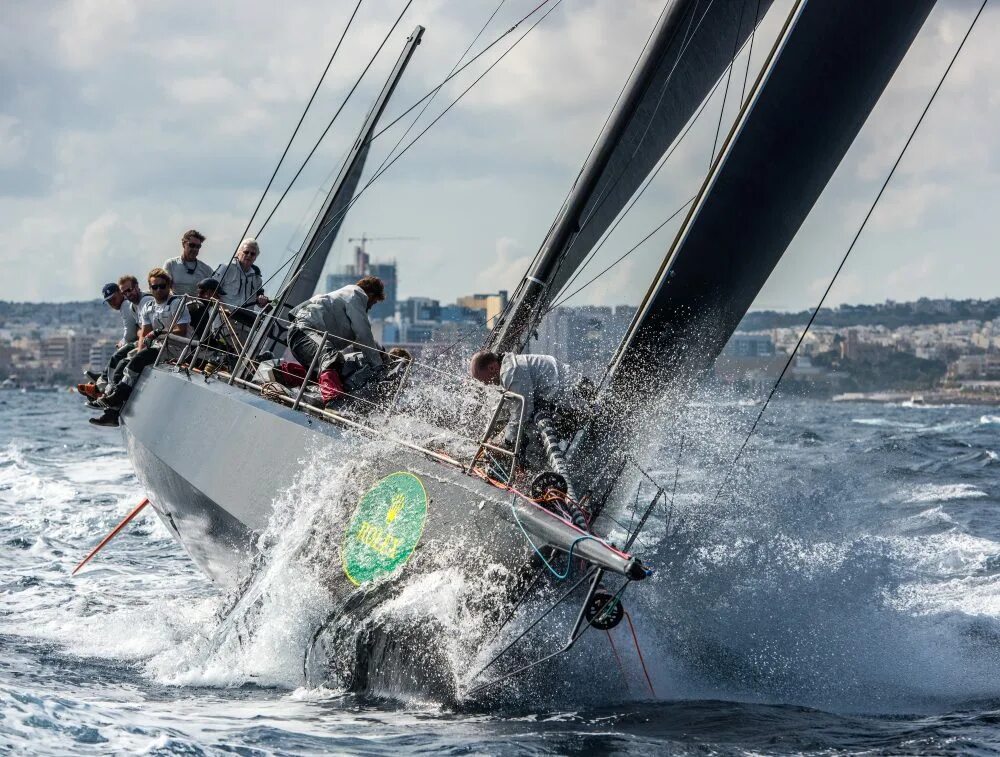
[249,25,424,361]
[602,0,937,401]
[276,25,424,318]
[488,0,774,353]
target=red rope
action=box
[606,630,631,694]
[624,610,656,698]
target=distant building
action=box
[456,291,508,328]
[398,297,441,325]
[723,333,776,358]
[88,340,118,371]
[325,245,397,320]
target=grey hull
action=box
[120,367,532,587]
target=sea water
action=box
[2,390,1000,754]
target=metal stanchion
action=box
[292,332,328,411]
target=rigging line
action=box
[711,0,989,505]
[258,0,565,304]
[517,0,675,285]
[708,0,747,168]
[545,195,694,313]
[739,0,762,107]
[252,0,414,240]
[548,0,712,293]
[370,0,507,182]
[370,0,555,142]
[231,0,364,267]
[553,52,733,302]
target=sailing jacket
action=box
[499,353,573,444]
[212,262,264,309]
[164,256,213,298]
[120,294,152,344]
[139,295,191,333]
[290,285,384,368]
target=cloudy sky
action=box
[1,0,996,310]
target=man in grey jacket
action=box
[286,276,386,405]
[470,350,581,448]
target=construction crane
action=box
[347,234,419,256]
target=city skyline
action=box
[1,1,997,310]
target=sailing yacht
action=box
[117,0,945,695]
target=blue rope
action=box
[509,497,603,580]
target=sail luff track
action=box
[605,0,938,397]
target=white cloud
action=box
[52,0,136,69]
[0,0,997,314]
[474,237,533,294]
[0,115,24,168]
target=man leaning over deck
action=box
[286,276,387,407]
[89,268,190,428]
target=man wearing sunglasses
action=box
[164,229,213,297]
[212,237,269,311]
[90,268,190,427]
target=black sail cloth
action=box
[606,0,938,399]
[491,0,775,351]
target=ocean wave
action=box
[903,483,989,504]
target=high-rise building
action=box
[325,245,397,320]
[455,291,508,328]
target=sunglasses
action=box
[240,250,259,257]
[150,283,169,291]
[186,243,202,250]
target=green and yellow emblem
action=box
[342,472,428,585]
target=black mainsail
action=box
[603,0,937,399]
[488,0,774,352]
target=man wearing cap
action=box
[77,282,130,400]
[90,267,190,427]
[164,230,213,298]
[188,278,225,335]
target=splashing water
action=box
[3,391,1000,752]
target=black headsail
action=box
[488,0,774,352]
[604,0,937,401]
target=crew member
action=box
[212,238,269,311]
[90,268,190,427]
[469,350,579,448]
[286,276,386,405]
[77,283,129,401]
[163,229,213,297]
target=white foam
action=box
[903,483,988,504]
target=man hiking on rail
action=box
[90,268,190,428]
[470,350,591,457]
[286,276,387,407]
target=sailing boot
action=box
[89,408,120,427]
[101,382,133,409]
[318,369,345,408]
[76,382,102,400]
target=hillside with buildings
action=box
[3,278,1000,404]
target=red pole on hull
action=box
[71,498,150,576]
